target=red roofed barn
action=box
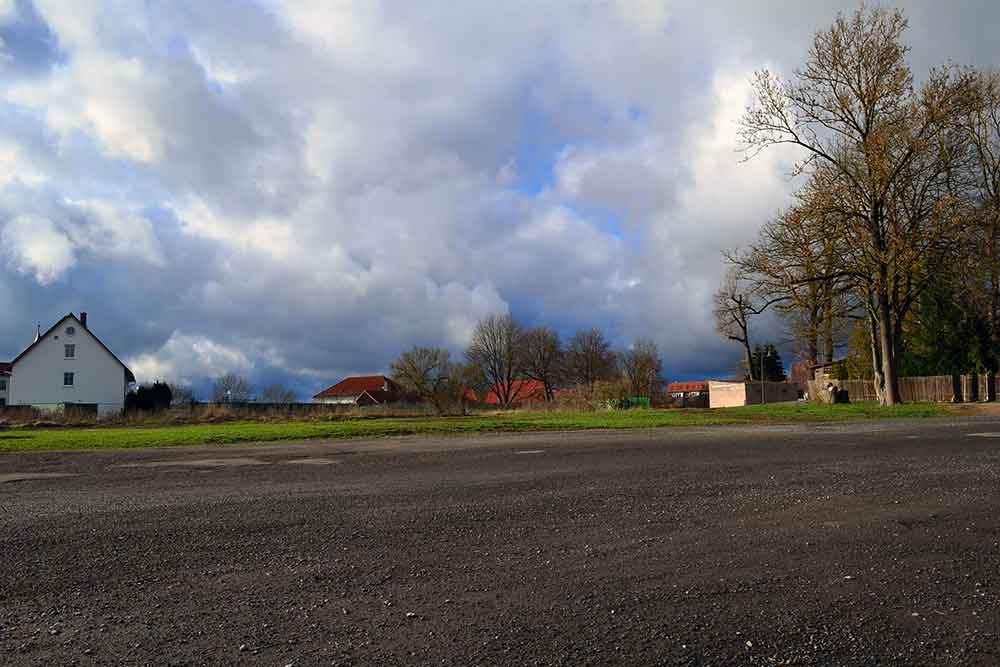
[313,375,403,406]
[466,379,548,406]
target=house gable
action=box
[11,314,135,383]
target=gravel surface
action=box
[1,418,999,666]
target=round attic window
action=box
[66,326,76,336]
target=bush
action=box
[125,382,173,413]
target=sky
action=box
[1,0,998,399]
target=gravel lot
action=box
[2,418,999,666]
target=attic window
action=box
[66,326,76,336]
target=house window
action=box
[0,379,6,391]
[64,372,75,387]
[65,344,76,359]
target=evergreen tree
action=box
[749,344,786,382]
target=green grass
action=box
[0,402,951,453]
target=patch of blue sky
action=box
[0,0,66,73]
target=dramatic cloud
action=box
[0,0,996,396]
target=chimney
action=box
[80,312,88,328]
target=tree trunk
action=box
[868,307,885,405]
[876,288,901,406]
[743,339,754,382]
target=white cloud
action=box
[0,0,17,22]
[2,215,76,284]
[2,0,998,387]
[127,332,253,384]
[64,199,166,267]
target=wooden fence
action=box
[808,374,998,403]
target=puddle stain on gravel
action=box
[0,472,77,483]
[967,432,1000,438]
[285,458,340,465]
[116,458,269,468]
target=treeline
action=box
[390,313,665,414]
[125,376,299,413]
[716,4,1000,405]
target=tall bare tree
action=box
[391,346,462,414]
[212,373,253,402]
[740,5,975,404]
[565,328,617,395]
[465,313,526,408]
[713,267,782,380]
[260,383,297,404]
[619,339,664,399]
[728,197,852,368]
[522,327,562,401]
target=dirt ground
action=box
[2,417,1000,665]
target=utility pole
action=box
[760,347,772,405]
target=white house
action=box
[2,312,135,417]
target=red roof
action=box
[467,379,548,405]
[667,381,709,393]
[313,375,399,399]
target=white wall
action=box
[315,396,357,405]
[709,381,799,408]
[9,318,128,416]
[709,381,747,408]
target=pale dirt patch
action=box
[284,458,340,465]
[0,472,76,483]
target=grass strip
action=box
[0,402,951,453]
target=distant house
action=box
[2,312,135,416]
[466,379,548,406]
[811,360,846,382]
[666,381,709,408]
[313,375,403,406]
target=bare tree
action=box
[727,199,853,368]
[619,339,664,399]
[740,5,975,404]
[212,373,253,403]
[260,383,297,404]
[565,328,617,395]
[391,346,462,414]
[465,313,526,408]
[522,327,562,401]
[168,383,195,406]
[713,267,781,380]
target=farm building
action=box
[313,375,403,406]
[467,379,548,406]
[666,381,709,408]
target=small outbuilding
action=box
[708,380,799,408]
[666,381,709,408]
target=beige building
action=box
[708,381,799,408]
